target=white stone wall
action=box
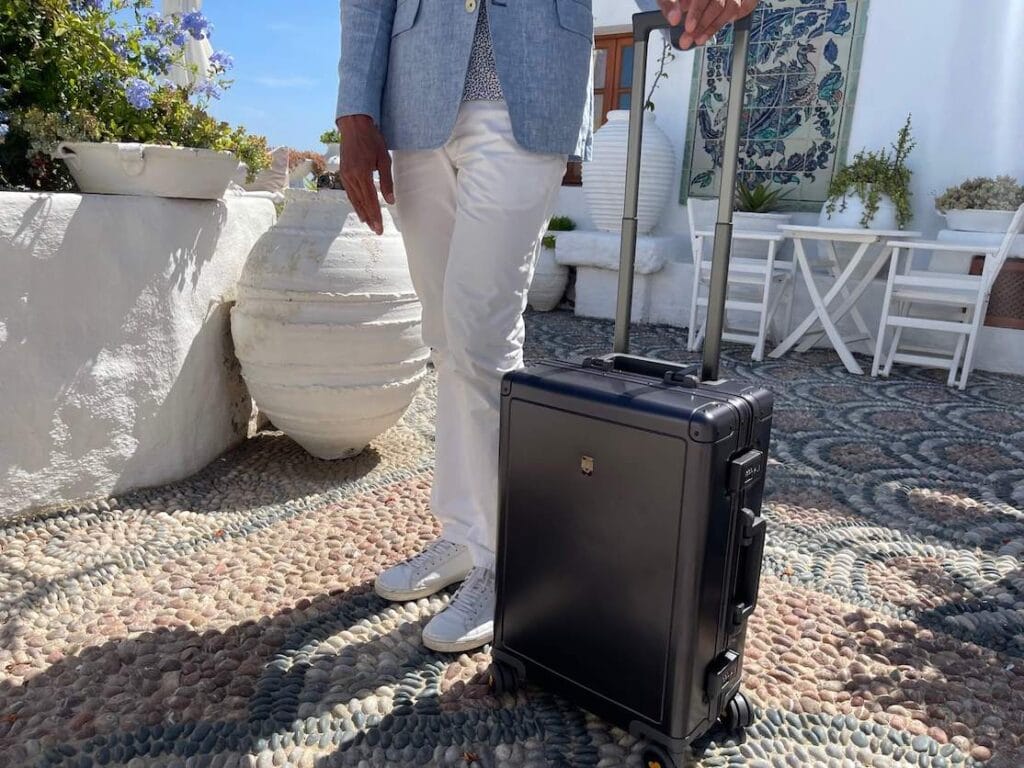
[0,192,277,516]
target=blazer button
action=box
[465,0,477,11]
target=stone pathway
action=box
[2,312,1022,767]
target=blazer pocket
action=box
[391,0,421,37]
[555,0,593,41]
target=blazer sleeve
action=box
[336,0,397,125]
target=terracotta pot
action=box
[231,189,428,459]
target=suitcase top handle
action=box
[615,11,752,383]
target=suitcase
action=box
[490,10,770,768]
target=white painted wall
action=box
[0,192,277,517]
[558,0,1024,241]
[847,0,1024,234]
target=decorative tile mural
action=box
[680,0,870,210]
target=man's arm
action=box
[336,0,396,235]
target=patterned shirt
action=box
[461,0,504,102]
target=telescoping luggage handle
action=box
[613,10,752,383]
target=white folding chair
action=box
[872,203,1024,389]
[686,199,795,361]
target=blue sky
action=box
[203,1,341,151]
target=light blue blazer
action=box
[336,0,657,159]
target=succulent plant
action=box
[735,180,791,213]
[935,175,1024,212]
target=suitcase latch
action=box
[728,450,763,495]
[705,649,741,705]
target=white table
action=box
[769,225,922,374]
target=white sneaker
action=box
[422,566,495,653]
[374,539,473,601]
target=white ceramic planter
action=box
[243,146,290,194]
[942,208,1016,233]
[735,211,792,232]
[529,245,569,311]
[288,159,314,188]
[231,189,428,459]
[585,110,676,234]
[733,211,793,258]
[54,142,239,200]
[820,188,898,230]
[324,143,341,173]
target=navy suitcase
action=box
[490,11,771,768]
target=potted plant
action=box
[823,115,915,230]
[728,180,794,259]
[935,175,1024,233]
[320,129,342,173]
[529,215,575,312]
[734,180,793,230]
[0,0,270,198]
[585,38,676,235]
[231,174,428,460]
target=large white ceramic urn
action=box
[231,189,428,459]
[584,110,676,234]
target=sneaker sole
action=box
[374,572,468,602]
[421,632,493,654]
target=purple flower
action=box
[143,14,176,41]
[209,50,234,71]
[181,11,212,40]
[146,45,175,72]
[102,28,129,58]
[192,79,222,101]
[71,0,104,12]
[124,78,155,110]
[171,29,188,46]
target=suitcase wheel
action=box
[722,691,754,731]
[488,660,521,695]
[640,743,677,768]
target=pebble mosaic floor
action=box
[2,311,1023,768]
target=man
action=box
[337,0,757,653]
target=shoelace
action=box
[448,567,494,622]
[407,539,461,571]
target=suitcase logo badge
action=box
[580,455,594,476]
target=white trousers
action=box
[393,102,567,570]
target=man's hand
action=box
[657,0,758,49]
[338,114,394,235]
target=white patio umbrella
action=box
[162,0,213,87]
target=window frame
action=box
[561,30,636,187]
[594,32,635,128]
